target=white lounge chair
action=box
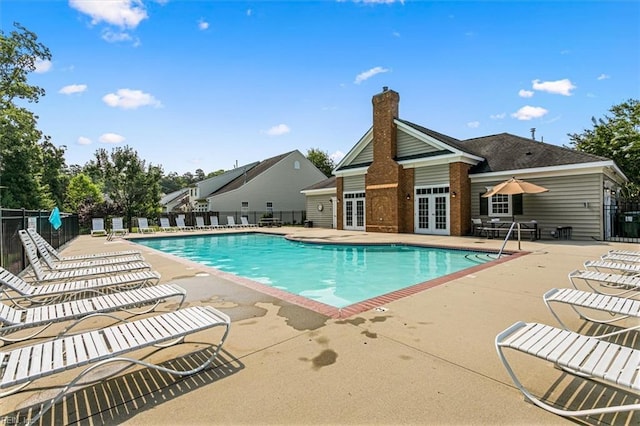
[210,216,226,229]
[176,216,195,231]
[607,249,640,257]
[19,231,152,284]
[22,230,143,270]
[0,306,231,425]
[90,218,108,237]
[543,287,640,338]
[241,217,258,228]
[0,266,161,305]
[19,230,150,276]
[108,217,128,240]
[496,321,640,417]
[26,228,141,261]
[195,216,212,230]
[584,260,640,275]
[569,269,640,297]
[601,253,640,264]
[227,216,242,228]
[159,217,177,232]
[136,217,155,233]
[0,284,186,345]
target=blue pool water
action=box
[135,233,492,308]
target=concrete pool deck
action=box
[2,228,639,425]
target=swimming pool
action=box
[135,233,493,309]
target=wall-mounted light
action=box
[406,193,411,200]
[451,191,457,198]
[583,201,589,208]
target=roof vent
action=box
[382,86,388,92]
[525,151,532,156]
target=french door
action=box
[344,192,365,231]
[414,186,450,235]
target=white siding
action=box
[343,175,366,192]
[352,143,373,164]
[305,195,334,228]
[470,174,603,240]
[397,130,440,158]
[208,151,326,212]
[414,164,449,186]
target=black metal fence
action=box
[1,208,80,275]
[604,201,640,243]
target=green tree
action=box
[65,173,102,212]
[568,99,640,184]
[306,148,335,177]
[40,137,69,209]
[0,23,52,208]
[85,146,163,229]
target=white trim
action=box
[399,153,479,169]
[333,167,369,178]
[300,187,337,196]
[333,128,373,172]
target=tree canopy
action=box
[568,99,640,185]
[306,148,335,177]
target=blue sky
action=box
[2,1,639,175]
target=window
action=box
[489,193,511,216]
[241,201,249,212]
[266,202,273,213]
[294,160,300,170]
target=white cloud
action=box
[532,79,576,96]
[247,9,252,16]
[511,106,549,121]
[392,31,401,37]
[354,66,389,84]
[34,59,52,73]
[597,73,610,80]
[264,124,291,136]
[330,150,345,163]
[198,20,209,30]
[99,133,126,144]
[101,29,135,44]
[490,113,506,120]
[102,88,162,109]
[518,89,534,98]
[77,136,92,145]
[467,121,480,128]
[59,84,87,95]
[69,0,148,29]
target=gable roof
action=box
[461,133,611,174]
[206,151,296,197]
[159,188,189,206]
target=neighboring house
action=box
[204,150,327,215]
[159,188,189,213]
[302,87,627,240]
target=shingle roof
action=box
[303,176,336,191]
[461,133,610,173]
[208,151,295,196]
[396,119,482,157]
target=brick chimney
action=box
[366,87,406,233]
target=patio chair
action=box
[19,231,151,284]
[159,217,177,232]
[26,228,142,261]
[496,321,640,417]
[601,253,640,264]
[0,266,161,305]
[584,259,640,275]
[569,269,640,297]
[607,249,640,257]
[19,230,150,276]
[241,217,258,228]
[0,284,186,345]
[543,287,640,338]
[176,216,195,231]
[195,216,212,230]
[210,215,226,229]
[227,216,242,228]
[0,306,231,425]
[136,217,155,233]
[90,218,108,237]
[108,217,128,240]
[471,218,484,237]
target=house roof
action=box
[461,133,610,173]
[396,119,482,158]
[159,188,189,206]
[302,176,336,191]
[206,151,296,197]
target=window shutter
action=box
[479,193,488,215]
[513,194,523,215]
